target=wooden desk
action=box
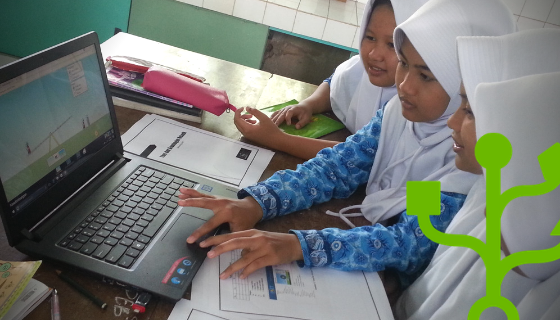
[0,33,369,320]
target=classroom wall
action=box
[128,0,269,69]
[0,0,131,58]
[504,0,560,29]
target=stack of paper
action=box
[168,250,395,320]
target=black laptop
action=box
[0,32,238,301]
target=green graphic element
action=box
[407,133,560,319]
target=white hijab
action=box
[473,73,560,319]
[517,269,560,320]
[459,29,560,281]
[328,0,514,227]
[330,0,428,134]
[395,177,539,320]
[396,30,560,320]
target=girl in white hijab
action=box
[327,0,516,227]
[178,0,515,287]
[234,0,427,160]
[395,28,560,320]
[329,0,428,134]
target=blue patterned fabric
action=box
[238,109,385,219]
[290,191,466,288]
[237,108,467,287]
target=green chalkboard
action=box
[0,0,131,58]
[128,0,268,69]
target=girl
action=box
[395,29,560,320]
[234,0,427,160]
[179,0,515,288]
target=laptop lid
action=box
[0,32,123,247]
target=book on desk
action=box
[0,260,51,320]
[105,65,203,123]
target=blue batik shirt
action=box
[238,109,467,287]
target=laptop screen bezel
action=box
[0,32,124,247]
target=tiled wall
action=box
[504,0,560,29]
[177,0,560,51]
[178,0,368,50]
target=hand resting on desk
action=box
[270,103,313,129]
[177,188,263,244]
[199,229,304,280]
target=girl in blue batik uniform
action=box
[178,0,515,291]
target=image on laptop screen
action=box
[0,45,116,216]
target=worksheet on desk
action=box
[219,250,391,320]
[173,249,394,320]
[121,114,274,188]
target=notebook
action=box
[0,32,239,301]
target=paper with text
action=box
[121,114,274,188]
[171,250,394,320]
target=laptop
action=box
[0,32,238,301]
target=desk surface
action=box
[1,33,369,320]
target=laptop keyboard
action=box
[57,166,197,269]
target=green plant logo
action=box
[407,133,560,320]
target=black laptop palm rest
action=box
[57,166,197,269]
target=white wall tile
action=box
[351,26,361,49]
[268,0,301,10]
[547,0,560,25]
[293,11,327,39]
[328,0,357,25]
[356,1,366,11]
[233,0,267,23]
[298,0,329,18]
[357,5,366,27]
[501,0,526,15]
[177,0,204,6]
[520,0,555,21]
[517,16,546,30]
[171,0,560,54]
[203,0,235,15]
[322,19,357,47]
[263,3,297,31]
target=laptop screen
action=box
[0,44,116,216]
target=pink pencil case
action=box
[142,66,236,116]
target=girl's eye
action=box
[463,107,474,116]
[420,73,434,82]
[388,42,394,49]
[398,59,407,67]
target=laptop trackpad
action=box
[143,213,208,292]
[162,213,206,244]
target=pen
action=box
[51,289,61,320]
[55,270,107,309]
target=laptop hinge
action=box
[21,228,39,241]
[24,154,129,240]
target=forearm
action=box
[291,192,467,275]
[300,82,332,114]
[267,132,339,160]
